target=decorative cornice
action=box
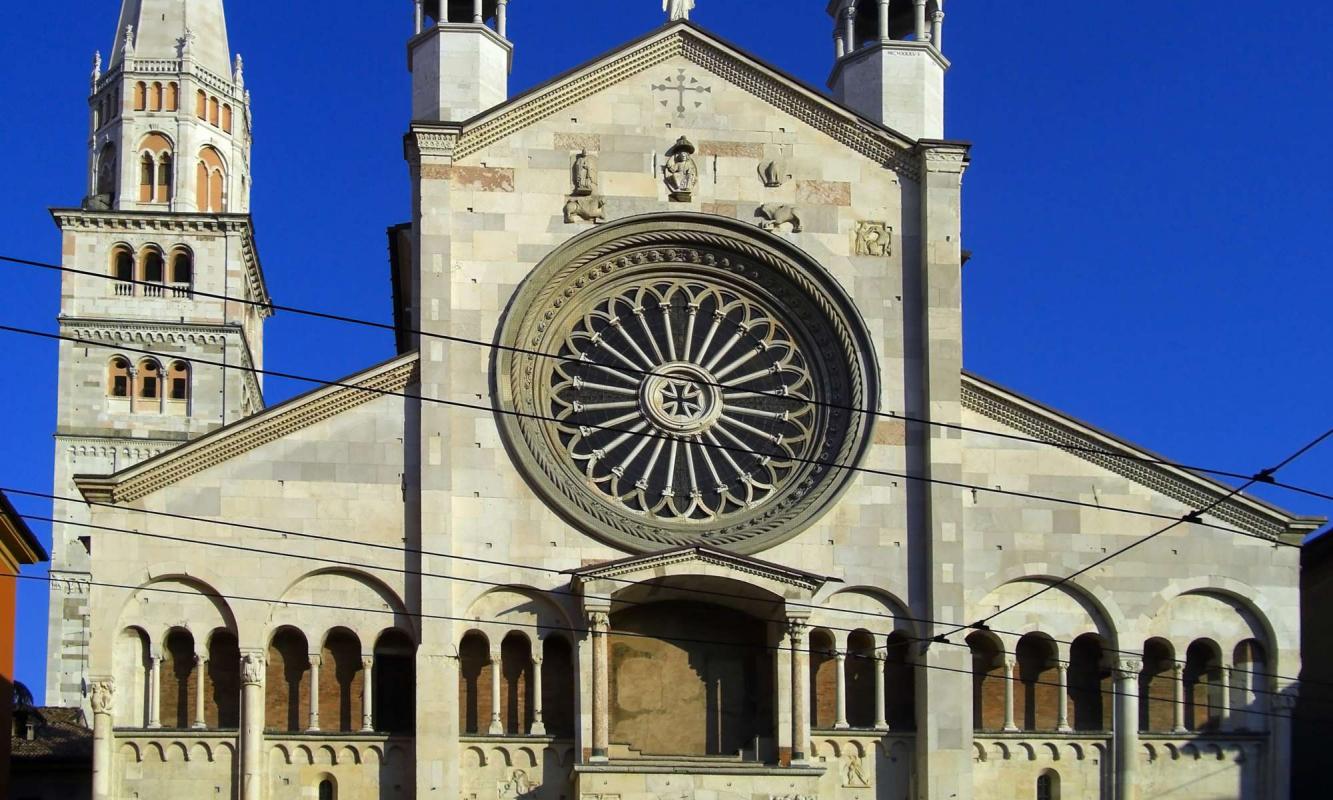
[450,26,919,179]
[405,127,460,165]
[76,353,419,504]
[570,545,828,592]
[961,373,1322,540]
[50,209,274,316]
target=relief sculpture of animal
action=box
[564,195,607,224]
[756,203,802,233]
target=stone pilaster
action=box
[1114,660,1141,800]
[240,653,265,800]
[589,611,610,761]
[90,679,114,800]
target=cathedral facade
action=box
[45,2,1320,800]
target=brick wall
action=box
[266,630,310,732]
[459,633,493,734]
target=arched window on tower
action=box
[222,104,233,134]
[97,144,118,205]
[107,357,131,399]
[137,133,174,204]
[133,81,147,111]
[150,82,163,111]
[166,82,179,111]
[136,359,162,409]
[196,90,207,120]
[208,96,220,127]
[111,246,134,295]
[167,361,190,405]
[170,249,193,295]
[140,248,166,295]
[197,147,227,212]
[1036,770,1060,800]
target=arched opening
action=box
[1232,639,1268,731]
[222,104,233,133]
[139,153,154,202]
[208,96,220,126]
[1139,638,1175,732]
[196,90,207,119]
[318,777,336,800]
[140,248,165,286]
[500,632,533,734]
[156,153,173,202]
[427,0,500,25]
[112,247,134,283]
[1068,633,1110,731]
[166,82,179,111]
[171,249,192,289]
[320,628,364,732]
[1016,633,1059,731]
[97,144,117,203]
[966,631,1004,731]
[137,133,173,203]
[884,630,916,730]
[266,627,310,732]
[197,146,227,212]
[458,631,492,734]
[609,599,773,756]
[160,628,197,729]
[150,82,163,111]
[1184,639,1223,731]
[136,359,162,407]
[809,628,838,729]
[373,629,415,733]
[206,630,240,728]
[108,357,131,398]
[845,630,876,728]
[113,627,152,727]
[541,634,575,738]
[167,361,190,402]
[1037,769,1060,800]
[133,81,147,111]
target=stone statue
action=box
[234,54,245,87]
[571,149,596,196]
[664,0,695,21]
[89,680,115,715]
[123,25,136,55]
[758,159,786,188]
[756,203,802,233]
[91,51,102,82]
[564,196,606,224]
[662,137,699,201]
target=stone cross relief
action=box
[653,69,711,118]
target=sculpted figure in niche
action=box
[842,752,871,788]
[664,0,695,21]
[663,136,699,201]
[572,149,596,196]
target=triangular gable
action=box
[437,21,921,178]
[76,352,419,504]
[962,371,1325,542]
[567,544,831,598]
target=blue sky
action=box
[3,1,1330,696]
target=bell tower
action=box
[409,0,513,121]
[44,0,271,708]
[825,0,948,140]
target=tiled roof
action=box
[11,707,92,762]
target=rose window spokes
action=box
[550,279,817,522]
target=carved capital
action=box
[918,145,969,175]
[1115,660,1143,679]
[362,656,375,672]
[1003,656,1018,672]
[405,129,459,166]
[786,618,808,643]
[241,652,265,685]
[89,680,116,715]
[588,611,610,633]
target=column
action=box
[590,611,610,760]
[1270,689,1298,800]
[1172,663,1186,732]
[834,650,849,729]
[878,0,891,41]
[932,8,945,49]
[414,0,424,34]
[193,654,208,729]
[240,653,265,800]
[1218,664,1233,731]
[473,0,483,23]
[789,619,809,763]
[488,647,504,735]
[843,7,856,52]
[530,654,546,735]
[497,0,508,38]
[1114,661,1141,800]
[1056,663,1072,732]
[91,680,115,800]
[834,28,846,59]
[914,0,928,42]
[307,653,321,732]
[873,652,888,729]
[148,654,162,728]
[361,656,375,732]
[1002,658,1019,732]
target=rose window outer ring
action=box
[496,214,880,555]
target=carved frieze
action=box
[853,222,892,257]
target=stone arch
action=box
[463,745,487,768]
[490,746,513,767]
[107,574,237,668]
[272,744,293,765]
[972,742,987,762]
[993,742,1011,761]
[1018,742,1036,761]
[120,741,142,763]
[968,567,1127,648]
[269,567,413,648]
[1042,742,1060,761]
[1145,578,1284,658]
[974,575,1119,648]
[190,741,213,763]
[166,741,189,762]
[318,744,338,765]
[341,745,362,765]
[295,744,315,765]
[515,745,539,767]
[1067,743,1085,761]
[463,584,576,640]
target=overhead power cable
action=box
[3,252,1329,504]
[0,322,1297,548]
[5,570,1313,725]
[8,495,1319,694]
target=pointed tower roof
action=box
[111,0,233,78]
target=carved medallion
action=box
[497,215,879,554]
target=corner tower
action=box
[45,0,271,708]
[409,0,513,121]
[826,0,948,140]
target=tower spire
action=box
[112,0,232,78]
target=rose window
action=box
[499,217,878,554]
